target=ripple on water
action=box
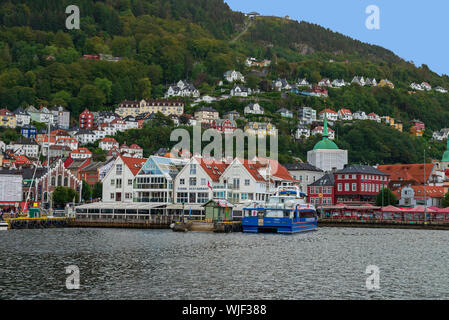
[1,227,449,299]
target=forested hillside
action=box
[0,0,448,164]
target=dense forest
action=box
[0,0,448,164]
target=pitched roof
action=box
[377,164,434,184]
[120,156,146,176]
[237,158,267,182]
[337,164,390,176]
[283,163,323,172]
[319,108,337,114]
[195,157,229,182]
[255,157,295,181]
[100,137,118,143]
[309,173,335,186]
[397,185,444,199]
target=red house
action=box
[79,108,94,129]
[334,165,390,205]
[209,119,237,134]
[410,119,425,130]
[308,174,335,206]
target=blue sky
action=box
[225,0,449,76]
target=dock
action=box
[173,220,242,233]
[318,218,449,230]
[68,216,177,229]
[5,217,69,230]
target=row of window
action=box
[309,197,333,205]
[337,174,387,181]
[336,183,387,193]
[309,186,332,194]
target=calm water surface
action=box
[1,227,448,300]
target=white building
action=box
[173,157,229,205]
[224,70,245,83]
[293,124,310,139]
[70,148,92,159]
[332,79,346,87]
[165,80,200,98]
[231,85,252,97]
[307,118,348,172]
[353,110,368,120]
[283,163,324,194]
[351,76,365,86]
[368,112,381,123]
[13,108,31,127]
[134,156,188,204]
[75,129,97,145]
[99,137,119,151]
[338,108,353,121]
[244,103,264,115]
[298,106,316,125]
[102,155,146,203]
[7,138,40,158]
[319,109,338,122]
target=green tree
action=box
[375,188,398,207]
[441,192,449,208]
[81,180,92,202]
[92,182,103,200]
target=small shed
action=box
[202,199,234,222]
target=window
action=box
[197,193,209,203]
[110,193,115,199]
[361,184,364,192]
[352,183,357,192]
[111,179,115,185]
[180,178,185,185]
[128,179,133,185]
[190,164,197,175]
[245,179,250,186]
[177,192,188,203]
[189,177,196,186]
[116,164,122,175]
[125,193,132,199]
[233,178,240,189]
[345,175,349,179]
[201,178,206,185]
[116,179,122,188]
[338,184,342,192]
[241,193,248,200]
[345,183,349,191]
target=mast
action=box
[47,121,50,208]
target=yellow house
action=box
[244,122,277,136]
[378,79,395,89]
[0,108,16,128]
[139,99,184,116]
[116,99,185,117]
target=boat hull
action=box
[242,216,317,234]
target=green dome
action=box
[314,139,339,150]
[313,114,339,150]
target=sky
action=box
[224,0,449,76]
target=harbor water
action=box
[1,227,449,300]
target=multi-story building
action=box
[25,106,54,124]
[174,157,229,205]
[208,119,237,134]
[244,103,264,115]
[102,156,146,203]
[51,105,70,129]
[13,108,31,127]
[0,108,16,128]
[244,122,277,136]
[334,165,390,205]
[194,107,219,124]
[338,108,353,121]
[319,109,338,122]
[133,156,188,204]
[21,124,37,139]
[298,106,316,125]
[139,99,184,117]
[99,137,119,151]
[79,109,94,129]
[75,129,96,145]
[70,148,92,160]
[7,137,40,159]
[307,173,335,206]
[284,163,324,194]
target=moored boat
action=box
[242,186,318,234]
[0,221,9,231]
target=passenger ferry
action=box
[242,186,318,234]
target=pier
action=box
[5,217,69,230]
[318,218,449,230]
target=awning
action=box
[381,205,405,212]
[165,204,204,211]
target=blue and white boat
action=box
[242,187,318,234]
